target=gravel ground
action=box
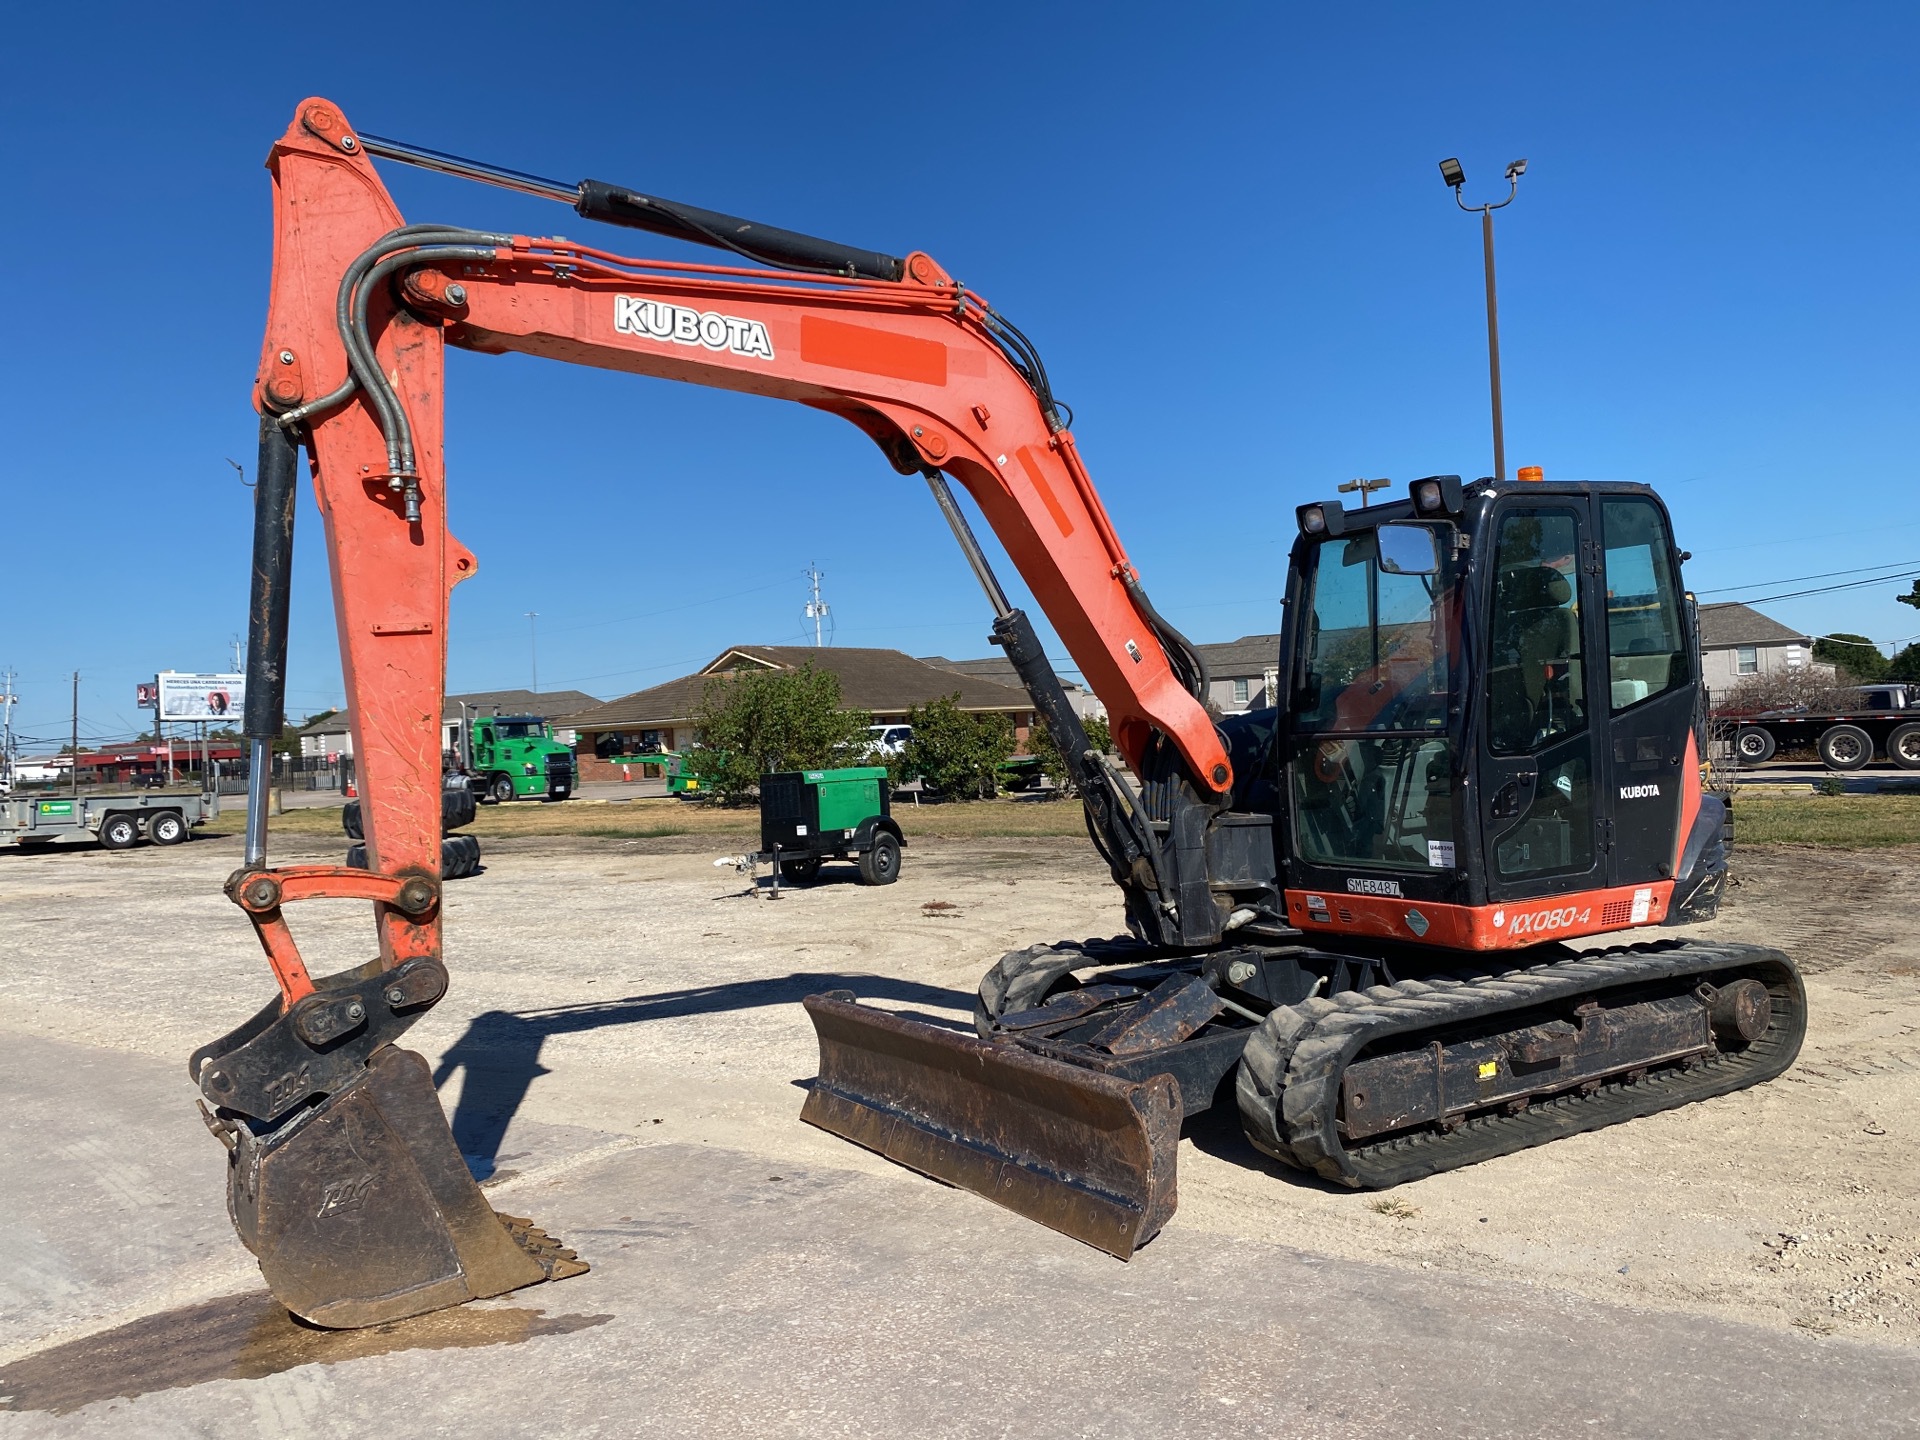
[0,825,1914,1356]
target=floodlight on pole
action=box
[1338,477,1393,509]
[1438,155,1529,481]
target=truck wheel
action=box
[857,832,901,885]
[149,811,188,846]
[1734,727,1776,764]
[779,854,822,885]
[343,799,364,838]
[1818,724,1873,771]
[487,774,515,805]
[1889,722,1920,771]
[345,843,368,870]
[98,814,139,850]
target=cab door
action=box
[1476,497,1608,905]
[1596,494,1695,887]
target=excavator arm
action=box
[251,98,1285,949]
[200,98,1279,1326]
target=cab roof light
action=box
[1410,475,1463,515]
[1296,501,1347,538]
[1517,465,1544,482]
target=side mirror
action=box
[1376,522,1440,576]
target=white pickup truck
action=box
[0,789,217,850]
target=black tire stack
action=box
[343,776,483,879]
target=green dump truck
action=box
[758,766,903,884]
[465,713,576,803]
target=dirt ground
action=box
[0,824,1914,1357]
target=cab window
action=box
[1288,525,1461,872]
[1486,507,1593,881]
[1487,510,1585,756]
[1601,499,1686,711]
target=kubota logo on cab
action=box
[614,296,775,359]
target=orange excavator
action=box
[199,99,1803,1326]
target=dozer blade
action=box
[225,1046,587,1328]
[801,992,1180,1259]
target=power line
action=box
[1698,560,1920,596]
[1714,570,1920,606]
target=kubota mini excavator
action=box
[201,99,1804,1326]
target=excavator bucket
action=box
[800,992,1181,1259]
[223,1046,586,1328]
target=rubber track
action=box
[974,935,1157,1039]
[1235,938,1806,1189]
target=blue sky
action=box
[3,3,1916,746]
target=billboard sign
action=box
[136,682,158,708]
[157,672,245,721]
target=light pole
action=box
[1438,155,1527,481]
[525,611,539,694]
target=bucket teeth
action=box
[497,1212,590,1281]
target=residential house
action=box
[920,655,1107,720]
[1194,633,1282,714]
[1696,603,1828,704]
[567,646,1034,781]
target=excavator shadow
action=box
[1176,1071,1359,1196]
[433,973,972,1178]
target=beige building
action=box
[567,645,1034,781]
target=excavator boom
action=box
[205,98,1275,1324]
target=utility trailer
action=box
[1728,683,1920,770]
[0,789,216,850]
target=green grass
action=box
[219,791,1920,850]
[1731,794,1920,848]
[206,794,1092,843]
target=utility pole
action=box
[525,612,540,693]
[0,669,15,792]
[230,633,244,672]
[804,564,830,646]
[1438,156,1527,482]
[70,671,80,797]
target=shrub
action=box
[1713,667,1858,717]
[683,664,871,804]
[896,695,1015,799]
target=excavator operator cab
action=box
[1278,476,1719,946]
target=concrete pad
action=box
[2,1035,1915,1438]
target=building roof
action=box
[920,655,1088,692]
[1696,603,1808,649]
[570,647,1031,730]
[1194,633,1282,677]
[296,689,601,738]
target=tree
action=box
[1888,644,1920,684]
[683,663,871,804]
[1897,581,1920,613]
[1812,633,1887,683]
[1026,713,1113,796]
[896,695,1014,799]
[1713,666,1857,716]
